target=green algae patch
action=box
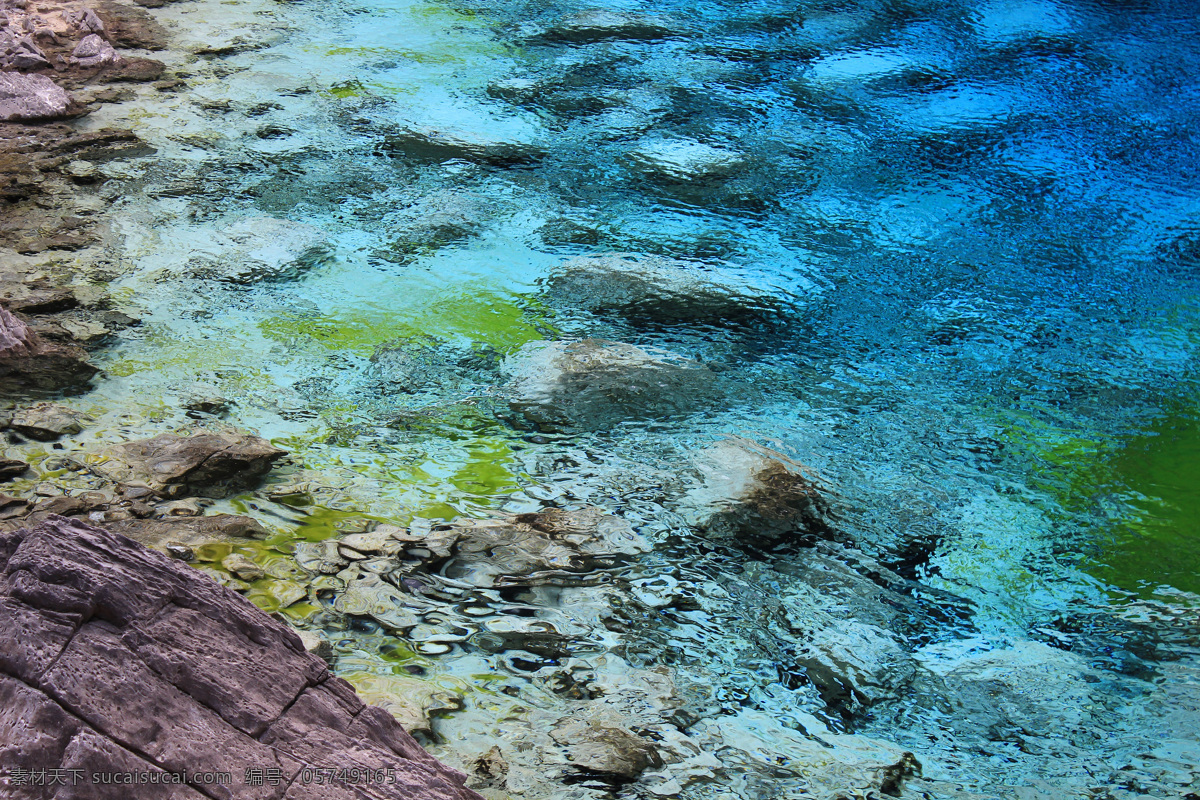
[258,289,551,356]
[1090,406,1200,598]
[447,438,520,498]
[992,401,1200,599]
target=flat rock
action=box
[504,338,721,430]
[544,254,790,325]
[535,11,680,43]
[95,430,287,497]
[0,515,482,799]
[106,515,270,553]
[0,305,97,394]
[0,458,29,481]
[8,402,87,440]
[385,124,546,166]
[0,71,75,122]
[625,138,745,182]
[678,437,831,540]
[182,217,331,285]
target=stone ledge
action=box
[0,515,483,800]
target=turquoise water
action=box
[74,0,1200,795]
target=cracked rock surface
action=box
[0,515,484,800]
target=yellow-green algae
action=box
[258,289,552,356]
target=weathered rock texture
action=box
[0,515,484,800]
[95,430,287,497]
[0,304,97,393]
[0,72,78,122]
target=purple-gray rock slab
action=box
[0,674,82,798]
[0,595,78,682]
[124,604,320,736]
[0,516,484,800]
[40,621,300,800]
[0,71,74,122]
[57,728,210,800]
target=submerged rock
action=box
[504,338,720,430]
[387,191,491,259]
[7,402,87,440]
[95,430,287,497]
[544,253,790,325]
[0,458,29,481]
[534,11,680,44]
[384,124,546,166]
[796,620,917,710]
[679,437,831,541]
[306,508,647,592]
[192,217,332,285]
[108,514,268,552]
[625,138,746,182]
[0,515,483,800]
[550,717,663,779]
[0,305,97,394]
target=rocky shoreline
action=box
[4,0,1200,799]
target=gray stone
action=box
[551,717,663,779]
[8,402,87,440]
[504,338,721,430]
[544,254,790,325]
[70,33,120,67]
[678,437,831,540]
[96,430,287,497]
[221,552,264,582]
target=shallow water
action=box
[63,0,1200,795]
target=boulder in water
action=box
[7,402,88,441]
[534,11,680,44]
[95,430,287,497]
[625,138,745,182]
[0,305,97,394]
[543,253,790,325]
[504,338,720,430]
[384,124,546,166]
[679,437,831,540]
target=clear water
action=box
[66,0,1200,795]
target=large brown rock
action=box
[0,305,98,394]
[96,430,287,496]
[0,515,483,800]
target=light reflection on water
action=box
[74,0,1200,794]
